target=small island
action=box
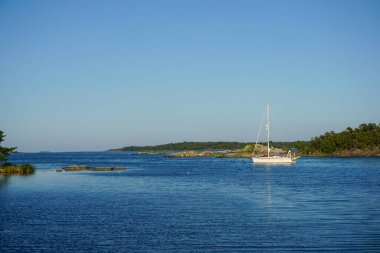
[57,165,127,172]
[1,130,35,175]
[166,144,283,158]
[0,163,35,175]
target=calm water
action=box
[1,152,380,252]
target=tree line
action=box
[111,141,251,151]
[111,141,299,152]
[294,123,380,154]
[112,123,380,155]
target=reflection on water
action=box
[0,176,9,189]
[267,181,272,207]
[1,153,380,252]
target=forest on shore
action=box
[294,123,380,156]
[111,123,380,156]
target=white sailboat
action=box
[252,104,299,164]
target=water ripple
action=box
[1,154,380,251]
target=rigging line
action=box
[253,105,267,155]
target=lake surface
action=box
[1,152,380,252]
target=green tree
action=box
[0,130,17,163]
[304,123,380,154]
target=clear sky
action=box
[1,0,379,152]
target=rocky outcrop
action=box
[251,144,284,155]
[136,151,168,155]
[165,144,287,158]
[167,151,223,158]
[59,165,127,172]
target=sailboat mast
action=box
[267,104,270,157]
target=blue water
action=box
[1,152,380,252]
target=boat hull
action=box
[252,156,297,164]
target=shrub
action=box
[0,164,35,175]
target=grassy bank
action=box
[0,164,35,175]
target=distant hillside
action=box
[110,123,380,156]
[110,141,297,152]
[111,142,248,151]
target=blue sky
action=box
[1,0,379,152]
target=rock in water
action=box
[60,165,127,172]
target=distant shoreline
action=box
[110,123,380,157]
[126,149,380,158]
